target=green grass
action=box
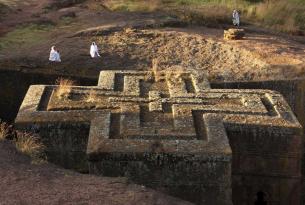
[104,0,305,35]
[0,2,10,17]
[0,0,22,7]
[104,0,160,12]
[0,23,54,51]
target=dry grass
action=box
[245,0,305,35]
[0,121,9,141]
[0,0,26,8]
[152,58,164,82]
[55,78,76,99]
[1,120,46,163]
[14,131,45,163]
[102,0,305,35]
[165,65,186,84]
[104,0,160,12]
[85,89,99,103]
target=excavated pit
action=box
[1,28,305,205]
[14,70,305,204]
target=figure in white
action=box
[232,10,240,27]
[90,42,101,58]
[49,46,61,62]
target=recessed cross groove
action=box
[15,70,303,205]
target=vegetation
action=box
[0,0,21,8]
[0,121,9,141]
[85,89,99,103]
[45,0,87,10]
[0,121,45,163]
[55,78,76,99]
[0,23,54,51]
[0,2,10,17]
[14,131,46,163]
[104,0,305,35]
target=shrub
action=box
[85,89,98,103]
[102,0,305,35]
[0,2,10,16]
[45,0,87,10]
[0,121,9,141]
[104,0,160,12]
[14,131,46,163]
[55,78,76,99]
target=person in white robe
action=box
[232,10,240,27]
[49,46,61,62]
[90,42,101,58]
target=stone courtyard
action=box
[15,69,303,205]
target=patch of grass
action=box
[0,23,54,51]
[103,0,305,35]
[0,120,46,163]
[152,58,164,82]
[45,0,87,10]
[0,2,10,16]
[104,0,160,12]
[85,89,99,103]
[59,16,75,25]
[55,78,76,99]
[0,0,21,8]
[0,121,9,141]
[14,131,46,163]
[245,0,305,35]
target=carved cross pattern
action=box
[15,70,303,205]
[16,70,301,156]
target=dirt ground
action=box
[0,140,192,205]
[0,0,304,81]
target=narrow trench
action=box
[191,111,207,140]
[0,70,97,122]
[184,77,195,93]
[1,70,302,205]
[109,113,121,139]
[113,73,124,92]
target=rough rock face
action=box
[15,69,303,205]
[224,29,245,40]
[98,29,267,82]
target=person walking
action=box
[232,10,240,27]
[49,46,61,62]
[90,42,101,58]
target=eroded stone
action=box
[15,70,303,205]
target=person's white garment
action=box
[49,46,61,62]
[90,42,100,58]
[232,10,240,26]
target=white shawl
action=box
[90,42,100,58]
[49,46,61,62]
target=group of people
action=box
[49,42,101,62]
[49,10,240,62]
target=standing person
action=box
[49,46,61,62]
[232,10,240,27]
[90,42,101,58]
